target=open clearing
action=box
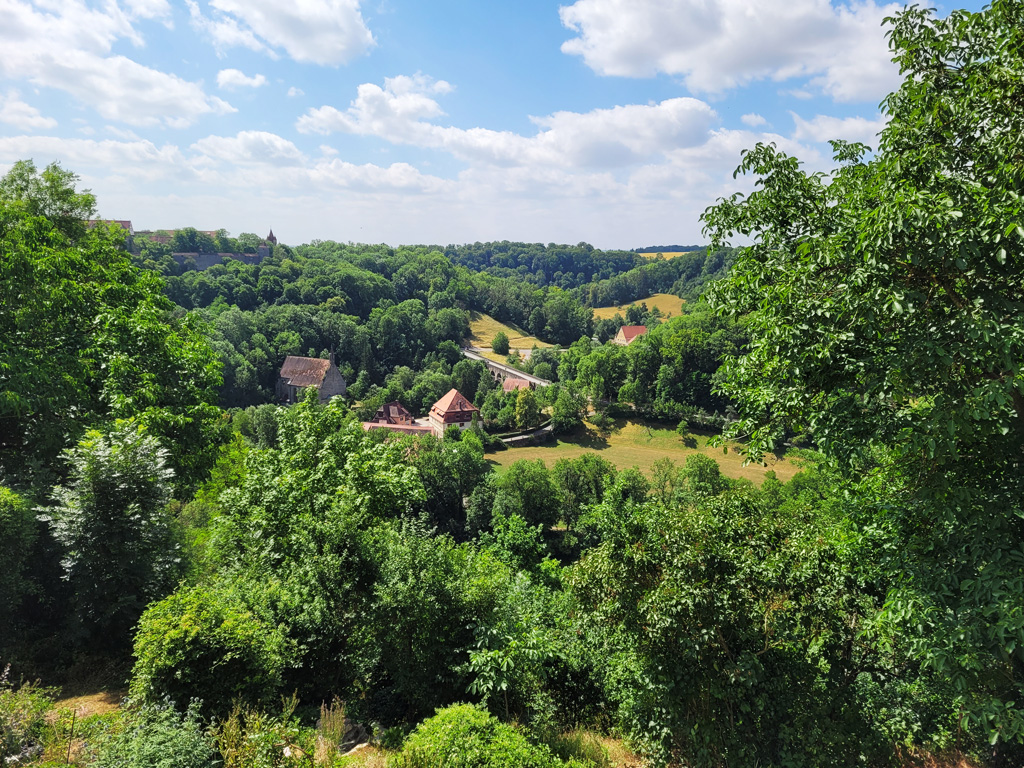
[637,250,693,259]
[592,292,687,321]
[468,311,551,351]
[485,418,800,485]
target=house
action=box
[276,355,347,404]
[363,401,432,434]
[370,401,415,425]
[427,389,479,437]
[502,377,532,393]
[612,325,647,346]
[361,400,433,436]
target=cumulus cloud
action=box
[741,113,766,127]
[0,90,57,130]
[297,74,718,170]
[0,0,234,127]
[217,68,268,89]
[191,131,305,165]
[790,111,887,147]
[559,0,902,102]
[287,86,305,97]
[188,0,375,65]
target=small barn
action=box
[276,355,347,404]
[612,325,647,346]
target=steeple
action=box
[266,228,277,245]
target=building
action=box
[361,400,433,436]
[612,325,647,346]
[502,377,533,393]
[276,355,347,404]
[427,389,479,437]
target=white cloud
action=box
[0,90,57,130]
[287,86,305,97]
[191,131,305,166]
[217,68,268,89]
[188,0,375,65]
[741,113,766,127]
[0,0,234,127]
[297,75,718,170]
[559,0,902,102]
[790,112,886,148]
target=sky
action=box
[0,0,986,250]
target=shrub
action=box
[90,701,216,768]
[130,584,293,718]
[491,332,509,356]
[390,704,562,768]
[0,667,55,764]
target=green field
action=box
[592,292,687,321]
[485,418,799,485]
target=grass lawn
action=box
[592,292,687,321]
[468,311,552,350]
[485,417,801,485]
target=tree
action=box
[493,460,560,529]
[514,388,540,430]
[550,384,587,434]
[0,487,35,625]
[551,454,616,530]
[41,422,181,648]
[703,0,1024,748]
[0,159,95,240]
[491,331,510,355]
[0,163,223,483]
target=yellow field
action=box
[485,418,800,486]
[637,251,689,258]
[591,292,687,321]
[468,311,552,350]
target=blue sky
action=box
[0,0,986,249]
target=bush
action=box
[0,667,55,764]
[491,332,510,356]
[90,701,216,768]
[130,584,294,718]
[391,704,562,768]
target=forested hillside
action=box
[1,4,1022,768]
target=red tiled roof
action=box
[279,356,331,388]
[430,388,479,420]
[618,325,647,342]
[373,401,413,424]
[502,378,531,392]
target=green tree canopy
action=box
[703,0,1024,746]
[0,161,223,483]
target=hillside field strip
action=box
[468,312,552,353]
[591,292,687,321]
[637,251,690,258]
[485,419,800,486]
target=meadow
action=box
[591,292,687,321]
[485,418,799,485]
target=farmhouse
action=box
[428,389,479,437]
[612,325,647,346]
[276,355,347,404]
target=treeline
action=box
[576,246,734,307]
[443,240,642,288]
